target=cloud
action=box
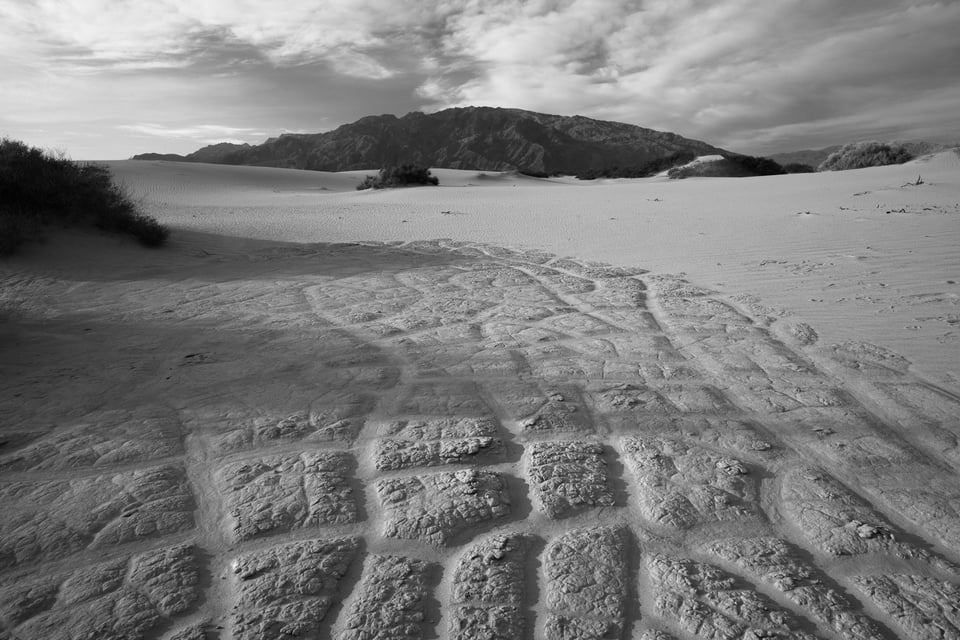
[117,123,268,144]
[1,0,958,157]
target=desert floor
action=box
[1,153,959,639]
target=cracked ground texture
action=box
[3,238,960,639]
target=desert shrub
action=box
[722,154,786,176]
[817,141,914,171]
[0,138,168,255]
[667,153,786,179]
[782,162,816,173]
[356,164,439,190]
[518,168,553,178]
[576,151,696,180]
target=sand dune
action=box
[108,152,960,388]
[1,153,959,639]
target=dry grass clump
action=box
[817,141,914,172]
[356,164,439,190]
[0,138,168,255]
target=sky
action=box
[2,0,959,160]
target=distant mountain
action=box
[133,107,725,174]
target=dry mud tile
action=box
[442,350,528,378]
[374,417,504,471]
[392,323,484,348]
[231,537,359,640]
[548,259,645,279]
[482,304,559,325]
[481,322,566,347]
[3,544,199,640]
[657,385,739,414]
[214,395,373,453]
[529,268,597,295]
[394,264,462,291]
[600,359,649,381]
[681,418,776,457]
[705,537,888,640]
[779,465,939,562]
[164,623,208,640]
[307,284,420,326]
[568,338,620,357]
[605,334,686,360]
[521,390,594,435]
[483,380,550,421]
[391,381,491,416]
[0,408,181,471]
[649,277,750,319]
[448,265,541,292]
[377,469,511,546]
[820,341,912,378]
[587,383,676,415]
[539,312,620,337]
[543,526,627,639]
[527,441,616,518]
[620,436,761,531]
[574,278,648,309]
[0,464,194,569]
[317,330,390,368]
[338,365,401,390]
[450,533,529,640]
[337,554,430,640]
[395,342,482,377]
[872,382,960,465]
[852,574,960,640]
[637,630,680,640]
[217,451,357,542]
[647,554,820,640]
[530,356,607,381]
[786,428,960,553]
[386,295,496,332]
[593,309,660,334]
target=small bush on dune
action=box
[817,141,914,172]
[0,138,168,255]
[356,164,439,190]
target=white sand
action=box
[108,153,960,391]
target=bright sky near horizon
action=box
[2,0,958,160]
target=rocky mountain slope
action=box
[133,107,725,174]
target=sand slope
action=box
[109,153,960,388]
[1,156,959,639]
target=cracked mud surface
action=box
[3,238,960,639]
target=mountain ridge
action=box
[132,106,726,174]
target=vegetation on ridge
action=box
[1,138,169,255]
[818,141,914,171]
[667,153,787,179]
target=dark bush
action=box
[0,138,168,255]
[818,141,914,171]
[722,154,786,176]
[576,151,696,180]
[667,153,786,179]
[782,163,816,173]
[356,164,439,190]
